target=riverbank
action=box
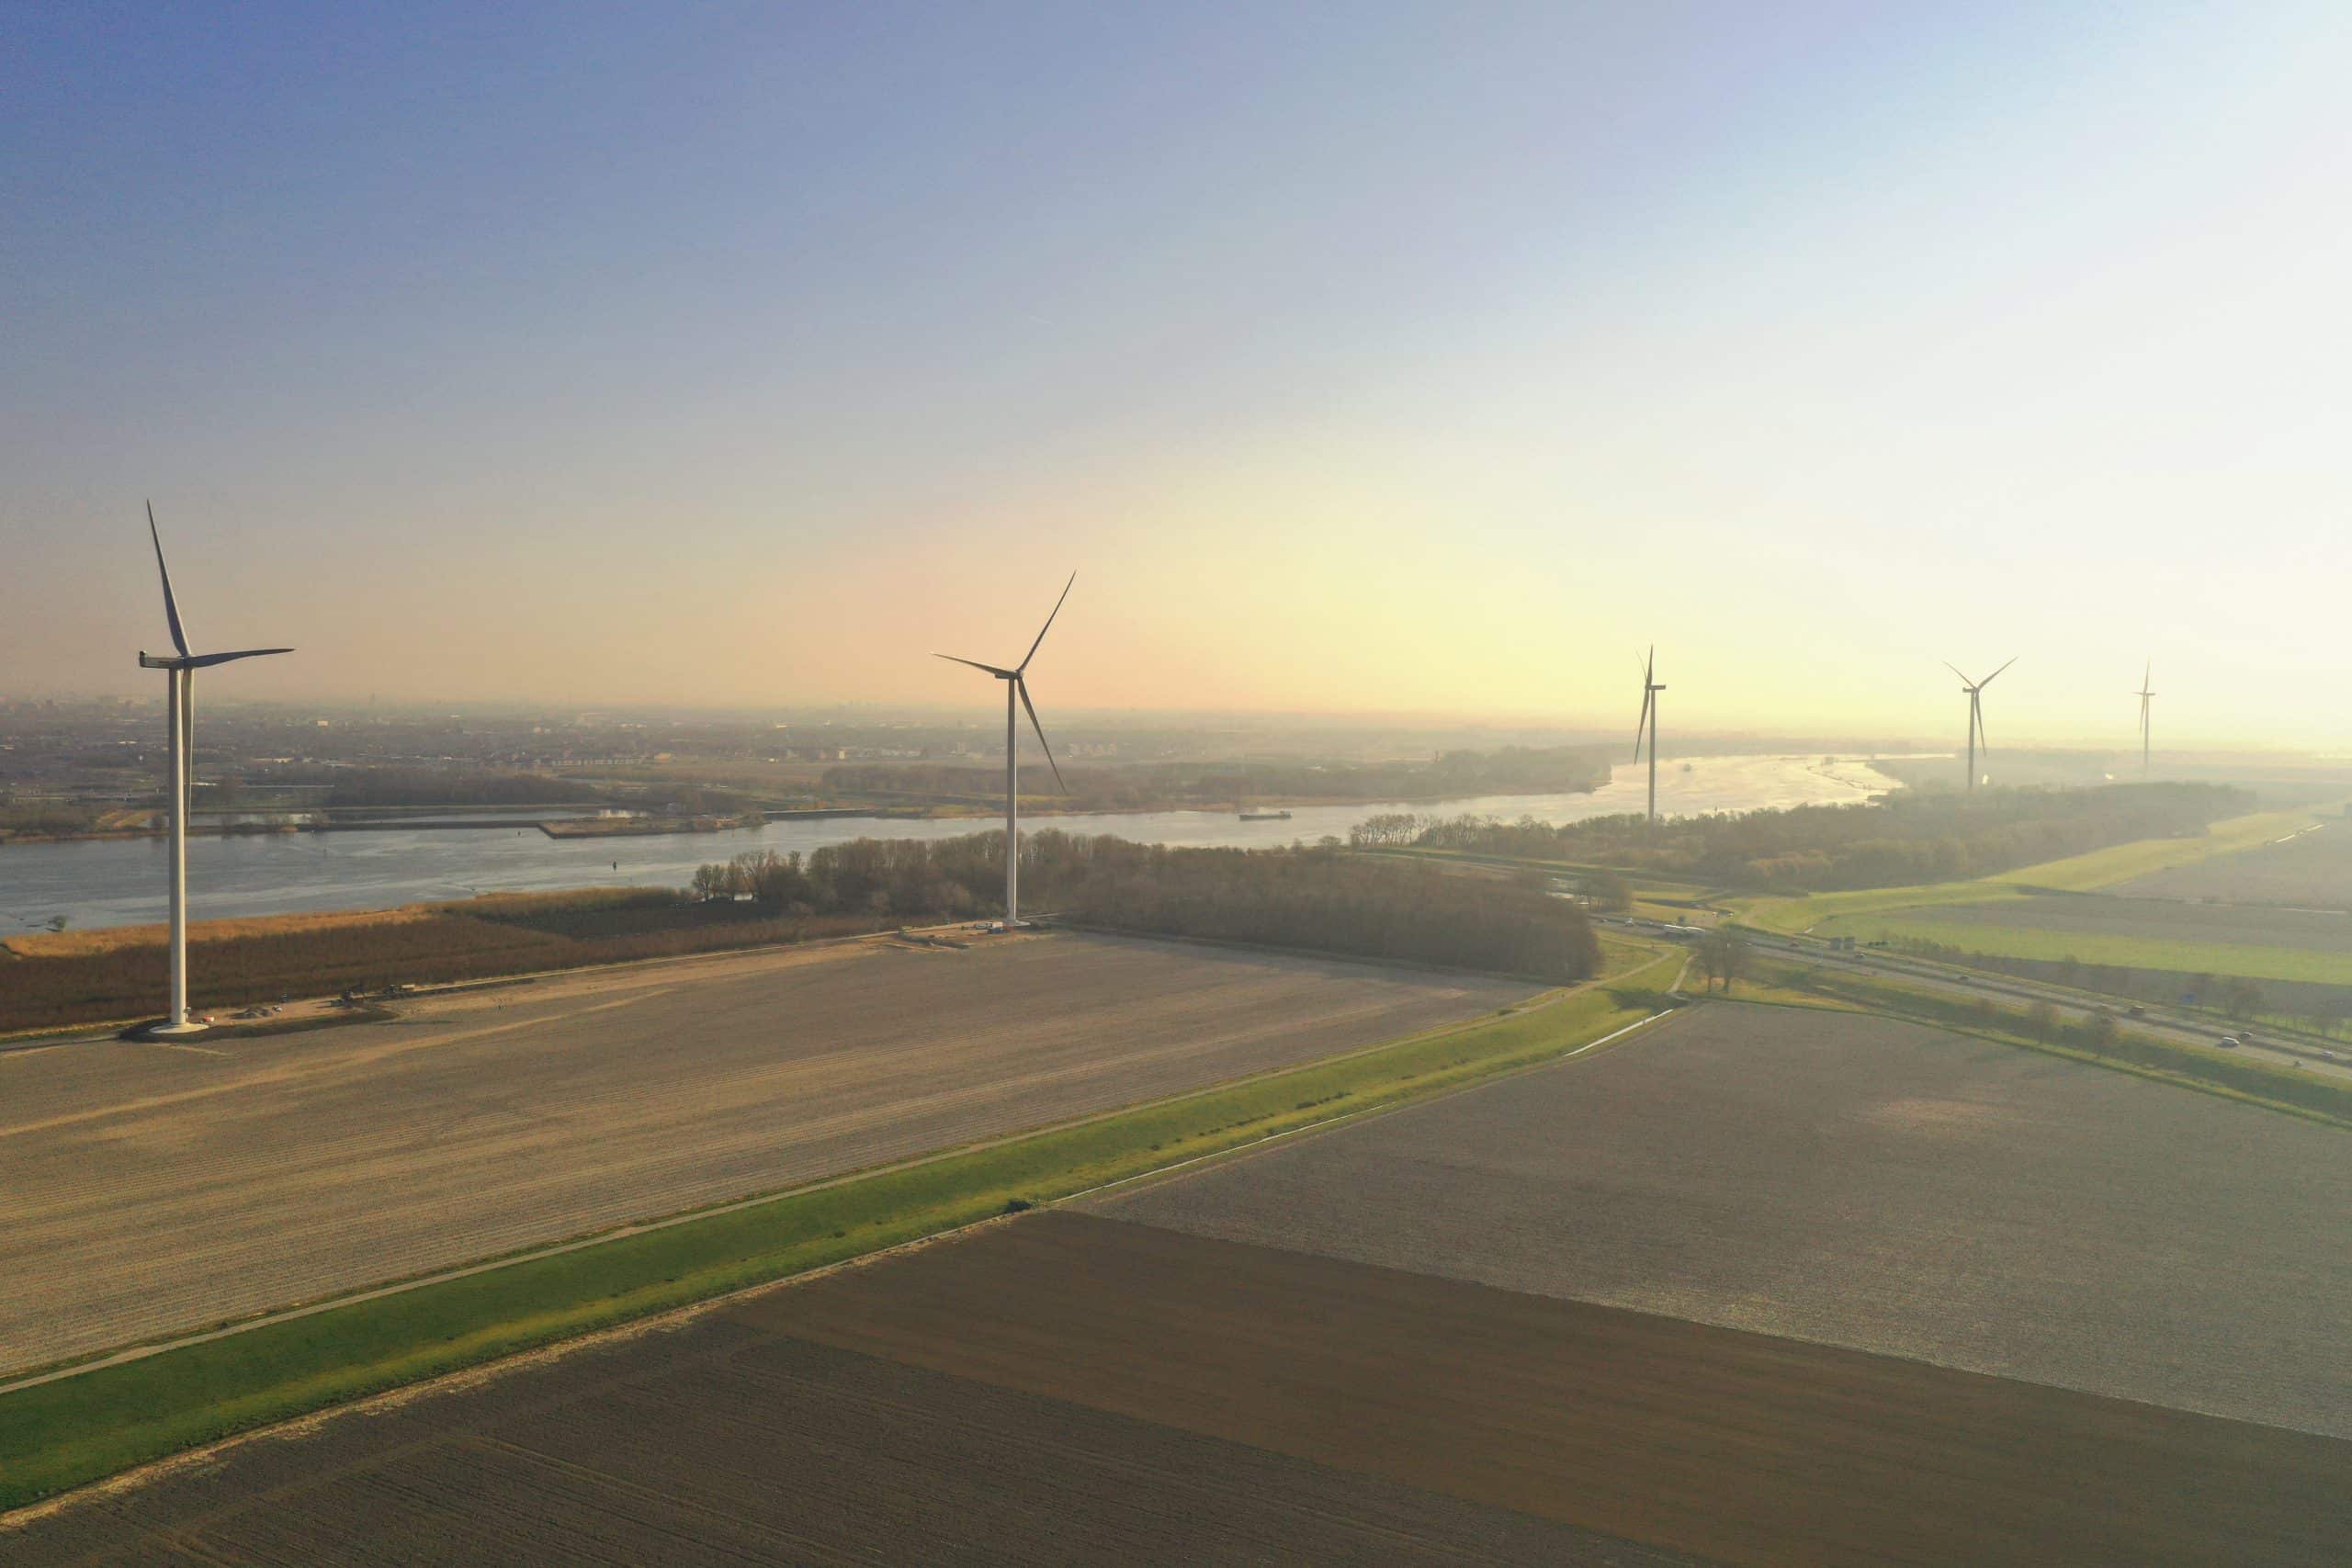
[1,754,1908,933]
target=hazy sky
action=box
[6,3,2348,744]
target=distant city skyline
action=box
[6,3,2348,745]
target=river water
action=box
[0,754,1924,932]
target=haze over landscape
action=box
[7,7,2351,1564]
[8,3,2351,741]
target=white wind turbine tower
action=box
[137,504,293,1032]
[1632,646,1666,823]
[2135,660,2155,773]
[1943,656,2016,792]
[937,573,1073,927]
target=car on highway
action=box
[2216,1036,2241,1050]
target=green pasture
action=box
[1812,911,2352,987]
[1730,802,2345,936]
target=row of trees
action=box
[1354,784,2253,893]
[1356,812,1569,859]
[690,829,1603,982]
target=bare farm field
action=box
[2115,818,2352,907]
[2,1226,1700,1566]
[0,931,1533,1375]
[22,1212,2338,1566]
[1090,1004,2352,1440]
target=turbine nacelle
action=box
[935,571,1074,795]
[140,503,294,672]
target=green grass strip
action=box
[0,962,1674,1512]
[1808,914,2352,986]
[1727,802,2346,935]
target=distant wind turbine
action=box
[138,503,293,1032]
[2134,660,2155,774]
[937,573,1073,928]
[1943,657,2016,793]
[1633,646,1666,823]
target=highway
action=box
[1599,917,2352,1084]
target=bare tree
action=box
[1695,929,1752,994]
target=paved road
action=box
[1736,928,2352,1082]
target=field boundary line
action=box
[0,967,1674,1515]
[1060,1008,1683,1207]
[0,953,1663,1399]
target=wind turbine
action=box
[137,504,293,1032]
[2134,660,2154,774]
[1943,657,2015,793]
[1633,646,1666,823]
[937,573,1072,927]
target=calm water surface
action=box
[0,754,1924,931]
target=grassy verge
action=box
[1807,915,2352,986]
[1746,957,2352,1130]
[1595,932,1675,978]
[0,959,1676,1513]
[1728,802,2344,935]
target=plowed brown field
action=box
[741,1214,2350,1567]
[0,1247,1696,1566]
[17,1213,2342,1565]
[1091,1004,2352,1439]
[0,931,1532,1374]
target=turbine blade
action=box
[1942,660,1972,687]
[1633,688,1653,760]
[1015,678,1066,793]
[148,502,190,658]
[182,648,294,669]
[1978,655,2018,687]
[935,653,1015,678]
[1015,571,1076,675]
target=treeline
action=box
[692,835,1005,917]
[693,829,1600,982]
[1353,813,1564,859]
[820,745,1611,812]
[1357,784,2252,892]
[0,802,108,840]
